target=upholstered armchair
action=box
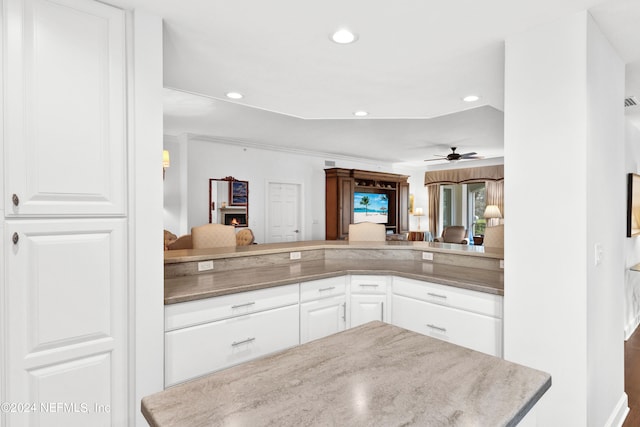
[236,228,255,246]
[348,222,386,242]
[483,224,504,249]
[434,226,468,244]
[191,224,237,249]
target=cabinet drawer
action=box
[165,283,299,331]
[165,304,300,386]
[392,277,502,318]
[300,277,346,302]
[391,295,503,357]
[350,275,388,294]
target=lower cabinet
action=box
[165,303,299,387]
[164,275,504,388]
[300,295,347,344]
[350,294,386,327]
[390,277,503,357]
[350,275,388,328]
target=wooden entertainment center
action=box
[325,168,410,240]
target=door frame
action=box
[265,180,304,243]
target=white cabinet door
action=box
[4,219,128,426]
[4,0,126,216]
[391,294,503,357]
[350,294,386,328]
[300,295,347,344]
[165,304,299,387]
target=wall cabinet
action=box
[300,277,347,343]
[325,168,410,240]
[390,277,503,357]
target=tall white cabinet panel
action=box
[4,219,127,426]
[4,0,126,216]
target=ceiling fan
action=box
[424,147,484,162]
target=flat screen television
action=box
[353,192,388,224]
[628,173,640,237]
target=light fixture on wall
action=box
[163,150,170,180]
[414,207,425,231]
[484,205,502,227]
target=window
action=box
[439,183,486,238]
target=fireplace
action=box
[223,212,247,227]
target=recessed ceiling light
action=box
[331,29,358,44]
[353,110,368,117]
[463,95,480,102]
[226,92,243,100]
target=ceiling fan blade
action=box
[424,158,447,162]
[462,155,485,160]
[458,152,477,157]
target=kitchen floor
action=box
[624,326,640,426]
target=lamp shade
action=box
[414,207,424,216]
[162,150,171,168]
[484,205,502,219]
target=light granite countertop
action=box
[164,259,503,304]
[142,321,550,427]
[164,240,504,264]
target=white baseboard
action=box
[605,393,629,427]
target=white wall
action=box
[625,121,640,338]
[504,11,626,426]
[130,10,165,427]
[585,15,626,426]
[165,135,424,243]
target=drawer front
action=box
[300,276,346,302]
[165,283,299,331]
[165,304,300,386]
[392,277,502,318]
[350,275,388,294]
[391,295,503,357]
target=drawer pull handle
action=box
[231,302,256,309]
[359,284,379,287]
[427,292,447,299]
[231,337,255,347]
[12,194,19,206]
[427,324,447,333]
[318,286,336,292]
[12,232,19,245]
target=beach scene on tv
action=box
[353,192,388,224]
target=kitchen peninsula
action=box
[151,241,549,425]
[143,321,551,427]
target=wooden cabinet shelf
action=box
[325,168,410,240]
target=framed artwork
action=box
[230,180,249,206]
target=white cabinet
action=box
[350,294,386,327]
[300,277,347,343]
[165,305,299,387]
[4,219,128,425]
[349,275,388,328]
[165,284,299,387]
[4,0,126,216]
[2,0,129,425]
[390,277,503,357]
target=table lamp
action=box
[484,205,502,227]
[414,207,425,231]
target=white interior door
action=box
[267,182,301,243]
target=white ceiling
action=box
[110,0,640,167]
